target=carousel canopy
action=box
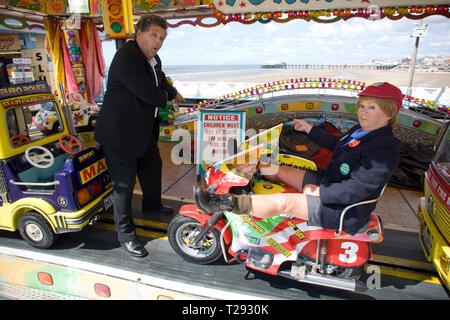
[0,0,449,32]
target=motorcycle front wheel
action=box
[168,214,223,264]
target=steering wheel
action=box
[59,134,83,155]
[25,146,55,169]
[10,135,31,146]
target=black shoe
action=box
[194,186,235,214]
[120,240,148,258]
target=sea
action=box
[99,64,290,98]
[101,64,283,84]
[161,64,285,82]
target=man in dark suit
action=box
[95,14,184,257]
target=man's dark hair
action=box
[134,14,168,38]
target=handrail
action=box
[9,180,60,186]
[335,184,387,237]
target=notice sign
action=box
[197,110,246,175]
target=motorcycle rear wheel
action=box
[168,214,223,264]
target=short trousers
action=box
[302,170,324,189]
[302,170,324,227]
[305,195,321,227]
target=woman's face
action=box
[357,98,391,131]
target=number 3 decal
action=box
[339,242,359,263]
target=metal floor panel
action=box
[0,282,85,300]
[0,213,448,300]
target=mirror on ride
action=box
[7,101,64,147]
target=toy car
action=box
[32,92,100,132]
[32,101,60,132]
[0,81,113,248]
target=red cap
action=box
[358,82,404,111]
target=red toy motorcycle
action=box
[168,125,384,292]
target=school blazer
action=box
[95,40,177,158]
[308,124,400,235]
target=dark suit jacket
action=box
[95,40,177,158]
[308,124,399,234]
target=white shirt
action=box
[149,57,159,118]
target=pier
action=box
[261,64,399,70]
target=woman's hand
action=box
[303,184,320,196]
[293,119,313,134]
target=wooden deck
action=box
[135,141,422,231]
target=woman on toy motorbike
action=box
[196,82,403,235]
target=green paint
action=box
[25,265,82,297]
[344,103,358,114]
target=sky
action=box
[102,14,450,67]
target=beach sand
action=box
[204,69,450,88]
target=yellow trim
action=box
[0,198,57,232]
[278,153,317,170]
[372,254,435,272]
[253,181,287,194]
[373,265,442,285]
[57,189,113,229]
[102,213,168,229]
[0,93,53,109]
[95,221,168,240]
[0,189,112,233]
[418,197,449,287]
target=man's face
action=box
[136,24,166,60]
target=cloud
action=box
[195,23,231,33]
[340,23,365,38]
[114,14,450,66]
[308,23,338,38]
[167,30,185,39]
[264,22,280,33]
[428,41,450,48]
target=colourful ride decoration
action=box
[63,28,88,100]
[101,0,135,39]
[1,0,448,29]
[210,0,450,16]
[194,78,448,115]
[159,77,447,143]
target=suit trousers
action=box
[103,135,162,243]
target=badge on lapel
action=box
[348,139,360,148]
[340,163,350,175]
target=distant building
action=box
[260,61,287,69]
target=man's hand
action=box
[173,91,185,105]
